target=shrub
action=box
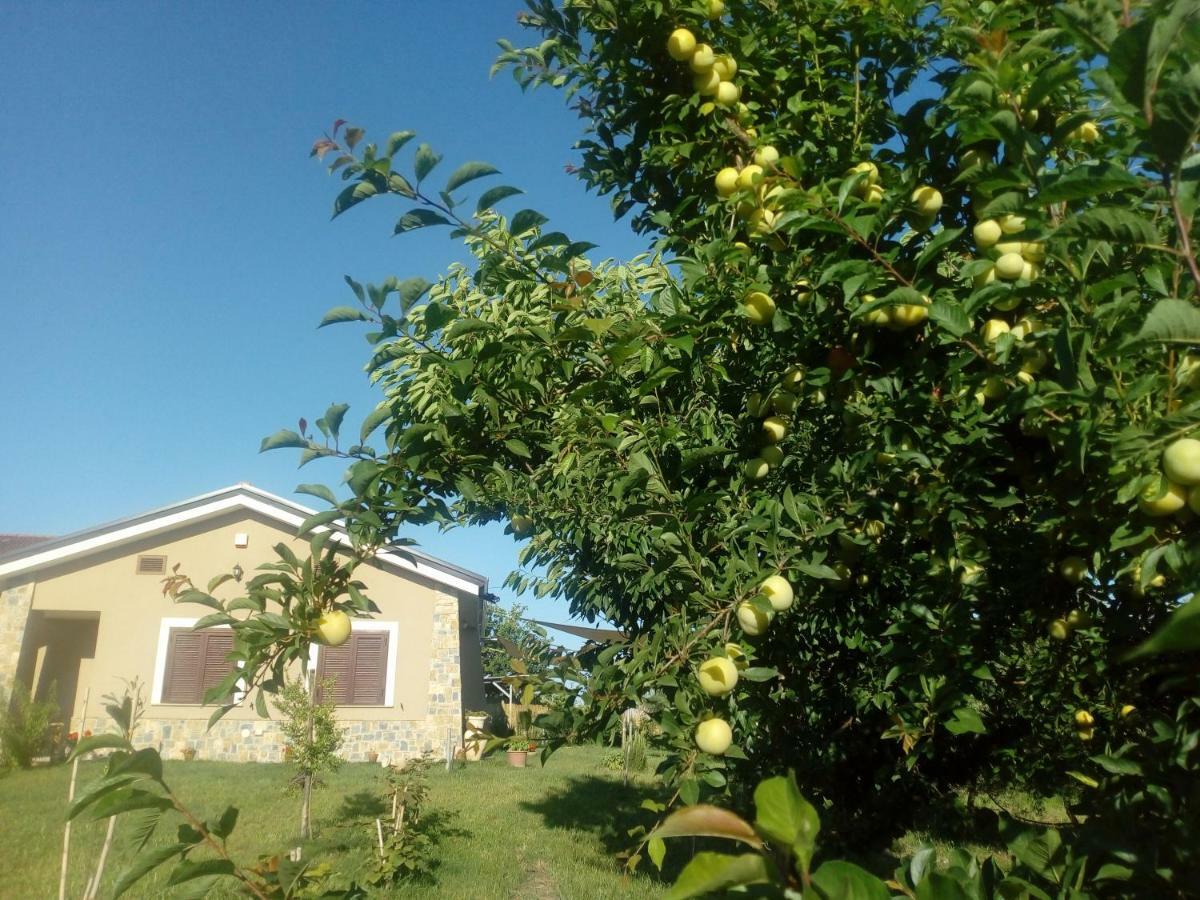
[1,679,58,768]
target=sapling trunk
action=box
[59,688,90,900]
[300,670,316,840]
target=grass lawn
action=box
[0,744,668,898]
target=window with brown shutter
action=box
[161,628,236,705]
[316,631,389,706]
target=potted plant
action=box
[464,710,489,762]
[182,746,197,761]
[367,749,379,764]
[506,736,537,768]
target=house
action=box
[0,484,487,763]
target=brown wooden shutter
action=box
[317,631,389,706]
[161,628,236,704]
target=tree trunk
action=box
[299,670,316,840]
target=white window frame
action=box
[308,620,399,708]
[151,616,244,706]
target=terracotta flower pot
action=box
[506,750,528,768]
[182,748,197,761]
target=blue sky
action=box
[0,2,649,644]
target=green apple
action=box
[762,415,788,443]
[1048,618,1070,640]
[697,656,739,696]
[696,718,733,755]
[715,167,740,197]
[1010,317,1040,340]
[1059,556,1087,584]
[980,319,1010,343]
[1021,241,1045,262]
[1162,437,1200,485]
[746,207,777,235]
[771,392,798,415]
[759,574,794,611]
[666,28,697,61]
[690,43,716,72]
[911,185,943,215]
[759,445,784,467]
[510,515,534,536]
[795,280,812,304]
[743,290,776,324]
[1021,349,1049,374]
[713,53,737,80]
[781,365,805,391]
[737,601,771,635]
[316,610,352,647]
[1138,475,1188,516]
[980,375,1007,400]
[744,457,770,480]
[747,391,765,417]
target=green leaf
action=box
[296,483,338,506]
[511,208,548,235]
[87,788,173,820]
[167,858,237,886]
[809,861,891,900]
[413,143,442,183]
[1131,298,1200,346]
[445,161,500,193]
[321,403,349,441]
[318,306,370,327]
[68,732,133,761]
[665,852,772,900]
[259,429,308,452]
[944,707,987,735]
[929,299,970,337]
[398,277,433,310]
[1127,595,1200,657]
[395,209,453,233]
[1037,161,1141,204]
[647,836,667,871]
[1054,206,1158,245]
[113,844,189,898]
[332,181,378,218]
[1089,753,1143,775]
[385,130,416,157]
[754,773,819,867]
[650,804,764,849]
[296,508,342,538]
[477,185,524,213]
[210,805,239,840]
[359,403,392,444]
[69,774,143,819]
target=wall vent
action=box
[136,554,167,575]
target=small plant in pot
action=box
[506,736,536,768]
[464,710,490,762]
[181,746,197,761]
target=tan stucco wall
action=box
[3,508,484,761]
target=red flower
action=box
[67,732,78,742]
[84,730,93,737]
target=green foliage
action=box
[362,754,449,887]
[481,603,555,680]
[281,0,1200,894]
[274,678,345,793]
[1,679,58,768]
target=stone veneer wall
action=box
[72,591,465,765]
[0,583,35,707]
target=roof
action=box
[0,534,55,557]
[0,483,488,596]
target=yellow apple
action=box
[694,69,721,95]
[1076,727,1095,742]
[891,303,929,327]
[743,290,776,324]
[697,656,739,696]
[667,28,697,61]
[999,214,1026,234]
[737,601,771,635]
[995,252,1025,280]
[715,80,740,106]
[863,184,885,205]
[762,415,788,443]
[744,457,770,480]
[1069,121,1100,143]
[1021,241,1045,262]
[1021,261,1038,282]
[690,43,715,72]
[1010,317,1040,340]
[994,293,1022,313]
[760,574,794,611]
[754,145,780,168]
[1162,437,1200,485]
[1120,704,1136,718]
[511,515,534,536]
[995,240,1024,256]
[696,718,733,755]
[759,445,784,467]
[746,207,777,235]
[795,280,812,304]
[1074,709,1094,727]
[316,610,352,647]
[713,53,737,80]
[707,0,726,18]
[737,164,764,189]
[1059,556,1087,584]
[771,392,798,415]
[781,365,806,391]
[850,161,879,184]
[715,167,740,198]
[973,219,1002,248]
[1015,370,1035,386]
[911,185,942,215]
[1138,476,1188,516]
[981,319,1010,343]
[1048,618,1070,640]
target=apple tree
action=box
[293,0,1200,887]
